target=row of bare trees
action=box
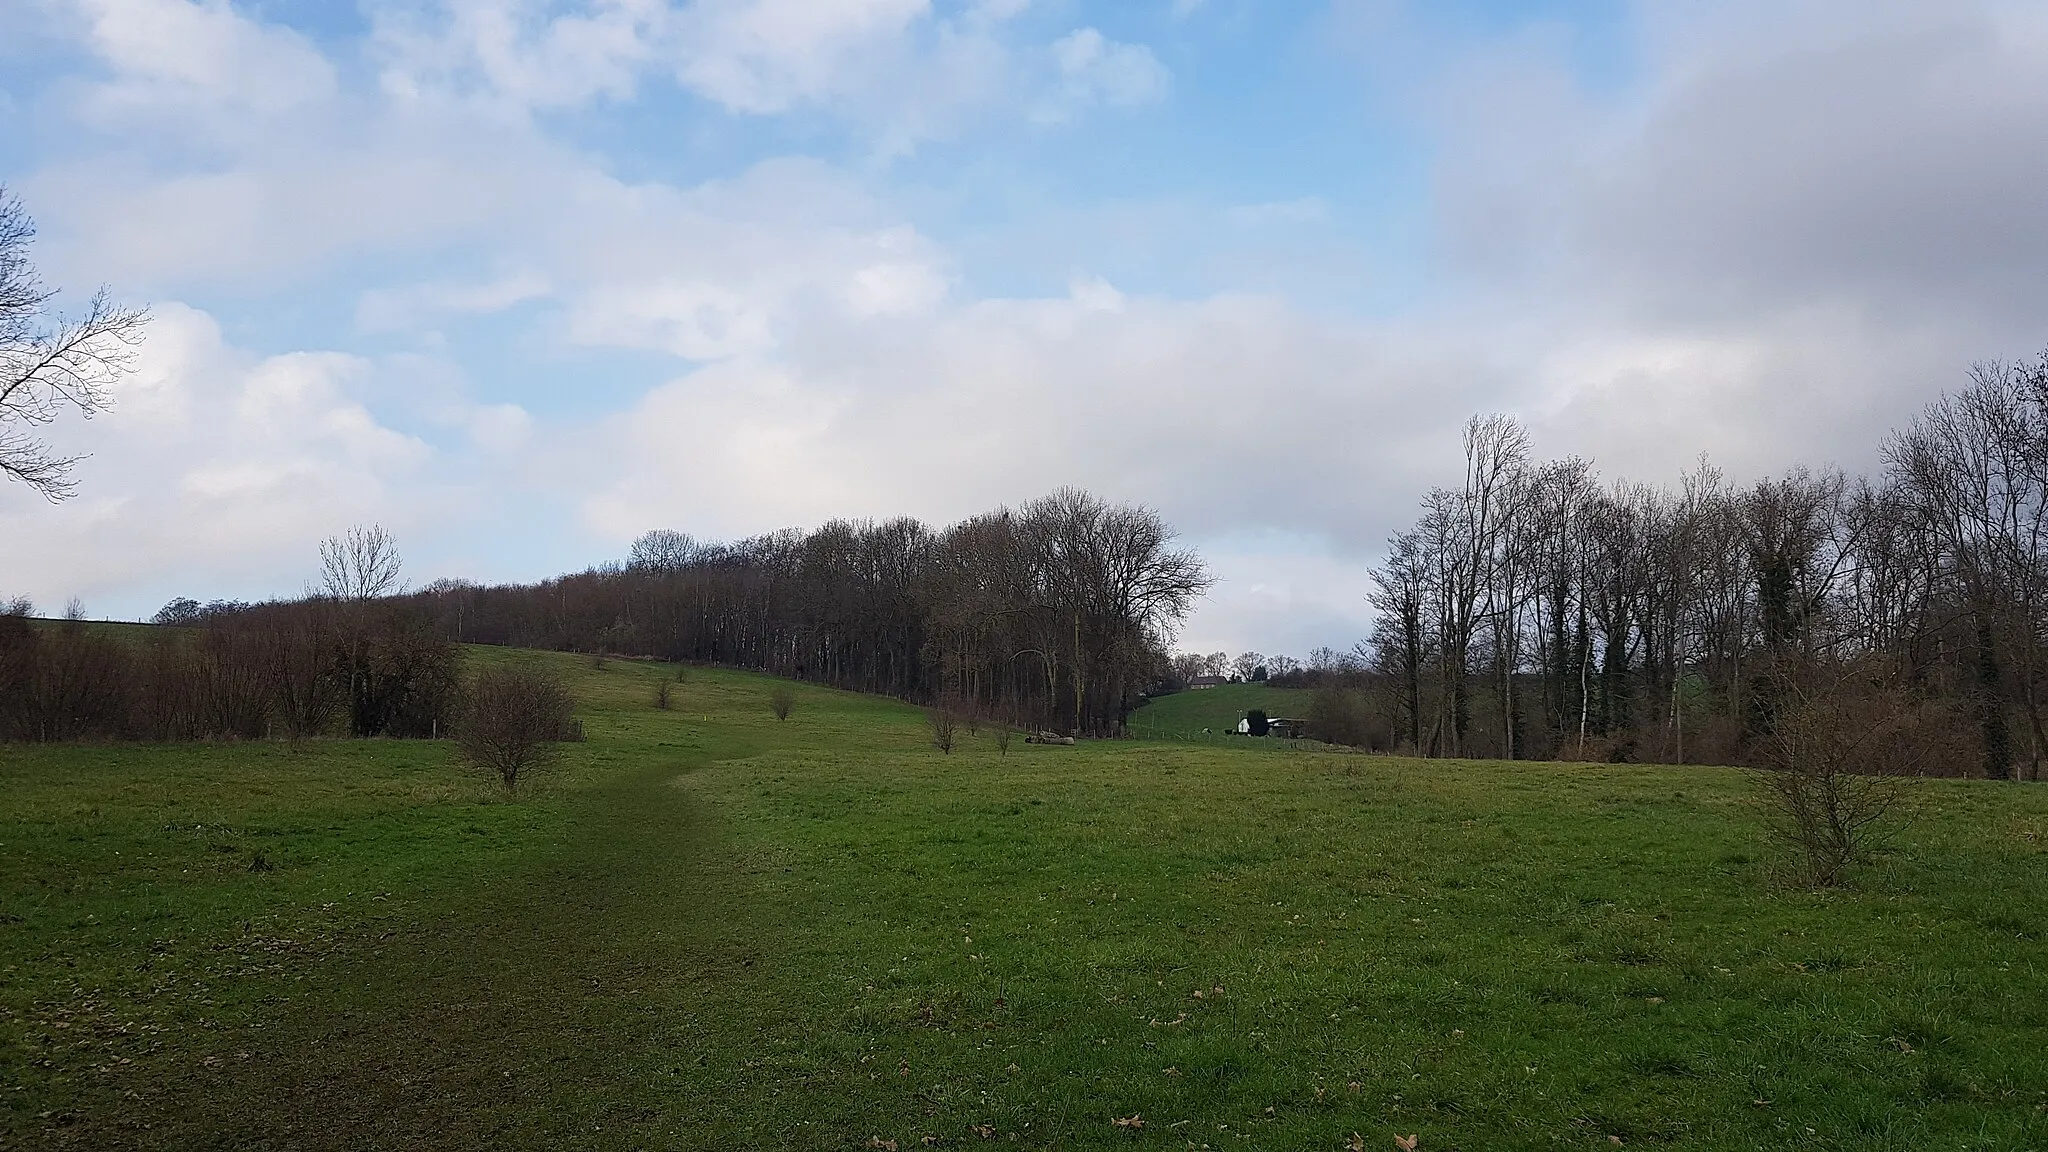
[1359,354,2048,777]
[1,526,457,743]
[405,489,1210,735]
[0,601,457,743]
[1164,649,1360,686]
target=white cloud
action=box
[70,0,337,123]
[356,271,554,333]
[363,0,1069,148]
[468,403,535,452]
[0,304,468,608]
[844,259,950,317]
[1041,27,1169,119]
[1066,273,1124,312]
[372,0,666,108]
[569,279,777,358]
[574,287,1483,559]
[668,0,931,113]
[1186,539,1378,655]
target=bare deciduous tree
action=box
[268,605,337,742]
[320,525,404,601]
[1755,660,1920,887]
[0,186,149,501]
[769,683,795,721]
[928,704,957,753]
[457,664,575,792]
[627,529,698,573]
[1169,651,1209,685]
[319,525,406,737]
[1885,358,2048,780]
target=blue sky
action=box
[5,0,2047,657]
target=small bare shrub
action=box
[197,623,270,739]
[1755,661,1922,887]
[769,684,796,721]
[457,665,576,792]
[267,605,337,742]
[655,679,673,710]
[928,705,957,753]
[993,724,1013,756]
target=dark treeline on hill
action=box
[0,600,455,743]
[404,489,1210,736]
[0,527,457,743]
[0,491,1207,743]
[1330,352,2048,779]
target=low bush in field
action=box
[457,665,576,792]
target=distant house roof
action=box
[1188,675,1227,688]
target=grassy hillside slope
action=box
[4,650,2047,1150]
[1127,682,1314,737]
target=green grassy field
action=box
[1128,683,1315,738]
[5,649,2048,1150]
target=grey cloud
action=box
[1584,2,2048,327]
[1414,0,2048,489]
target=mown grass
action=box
[4,650,2048,1150]
[1128,683,1314,738]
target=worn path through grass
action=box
[125,752,725,1148]
[3,655,792,1150]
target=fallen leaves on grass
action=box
[1111,1114,1144,1129]
[1395,1135,1419,1151]
[867,1139,898,1151]
[971,1124,996,1139]
[1347,1134,1366,1152]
